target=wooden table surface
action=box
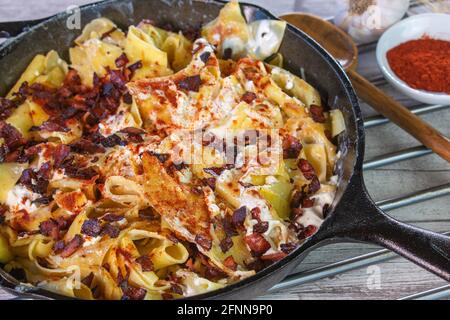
[0,0,448,300]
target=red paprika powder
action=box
[387,37,450,94]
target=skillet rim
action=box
[0,0,364,300]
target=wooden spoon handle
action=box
[348,70,450,162]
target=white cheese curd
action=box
[82,235,102,248]
[296,191,335,229]
[6,185,40,213]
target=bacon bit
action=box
[115,53,129,69]
[138,207,159,221]
[280,243,297,254]
[171,283,184,295]
[309,105,326,123]
[101,134,125,148]
[81,272,95,287]
[161,293,173,300]
[60,235,84,258]
[223,256,237,271]
[241,91,257,104]
[244,233,271,256]
[298,225,318,240]
[0,97,17,120]
[52,144,71,168]
[128,61,143,73]
[292,207,303,220]
[177,75,202,92]
[18,167,49,195]
[166,233,179,244]
[302,198,315,208]
[253,221,269,234]
[260,252,287,261]
[195,234,212,251]
[200,52,211,63]
[29,120,69,133]
[282,135,302,159]
[324,129,332,141]
[101,223,120,238]
[222,217,238,238]
[135,255,153,272]
[65,166,98,180]
[39,219,59,240]
[0,121,26,150]
[120,281,147,300]
[290,190,305,209]
[119,127,145,143]
[219,237,233,253]
[232,206,247,227]
[55,215,75,230]
[202,177,216,190]
[298,159,316,180]
[70,139,105,155]
[309,175,321,194]
[101,213,124,222]
[53,240,65,253]
[81,219,102,237]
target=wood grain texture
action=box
[0,0,449,300]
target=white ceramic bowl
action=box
[376,13,450,105]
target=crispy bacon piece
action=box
[115,53,129,68]
[244,233,271,256]
[260,252,287,261]
[241,91,257,104]
[0,97,17,120]
[177,75,202,92]
[138,207,159,221]
[70,139,106,155]
[64,166,98,180]
[223,256,237,271]
[280,242,297,254]
[298,159,316,180]
[101,223,120,238]
[250,207,261,221]
[0,121,26,150]
[253,221,269,234]
[195,234,212,251]
[282,135,302,159]
[309,175,321,194]
[298,225,318,240]
[60,235,84,258]
[135,255,153,272]
[81,219,102,237]
[222,217,238,238]
[29,120,69,133]
[52,144,71,168]
[100,134,125,148]
[232,206,247,227]
[171,283,184,295]
[309,105,326,123]
[302,198,315,208]
[292,208,303,220]
[219,237,233,253]
[119,127,145,143]
[39,219,60,240]
[101,213,124,222]
[202,177,216,190]
[120,280,147,300]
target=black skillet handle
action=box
[0,19,47,38]
[319,175,450,281]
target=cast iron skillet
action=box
[0,0,449,300]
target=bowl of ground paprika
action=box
[376,13,450,105]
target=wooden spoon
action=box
[280,13,450,162]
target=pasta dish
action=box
[0,1,344,299]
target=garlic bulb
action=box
[334,0,410,44]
